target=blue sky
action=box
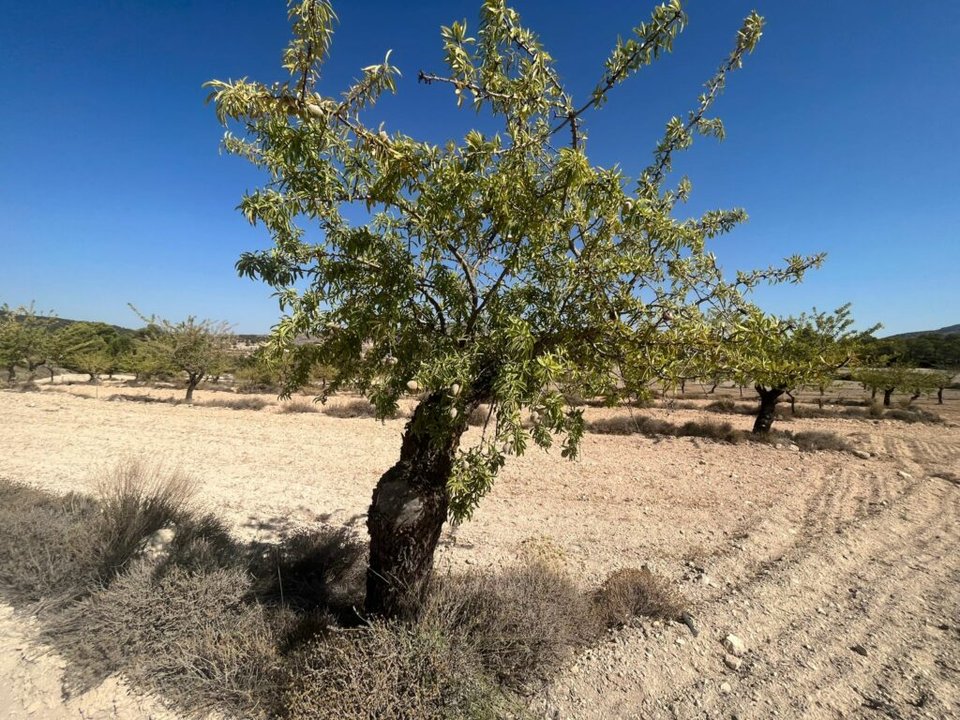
[1,1,957,335]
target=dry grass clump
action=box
[201,396,271,411]
[591,567,685,628]
[587,413,856,455]
[884,407,942,424]
[282,620,517,720]
[0,461,195,608]
[94,459,196,579]
[784,430,852,453]
[323,398,379,419]
[0,481,102,606]
[106,393,176,404]
[703,398,757,416]
[466,404,493,427]
[277,399,320,414]
[587,414,740,443]
[53,564,290,715]
[424,562,601,690]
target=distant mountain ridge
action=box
[887,324,960,339]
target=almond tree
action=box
[207,0,821,618]
[726,305,874,433]
[132,309,233,401]
[0,303,55,382]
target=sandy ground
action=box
[0,379,958,719]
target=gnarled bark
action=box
[365,392,471,619]
[752,385,784,434]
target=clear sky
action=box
[1,1,957,335]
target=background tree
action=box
[725,304,874,434]
[50,322,134,382]
[931,369,955,405]
[0,303,55,382]
[132,309,234,401]
[208,0,822,618]
[852,365,938,407]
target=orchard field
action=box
[1,378,957,719]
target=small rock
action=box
[897,470,913,479]
[154,527,176,544]
[723,634,746,657]
[720,682,733,694]
[850,644,868,657]
[724,654,743,670]
[788,444,800,452]
[853,450,871,460]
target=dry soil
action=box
[0,379,958,719]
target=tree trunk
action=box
[786,391,796,415]
[6,365,14,382]
[883,388,894,407]
[938,387,944,405]
[366,392,469,620]
[679,379,686,395]
[817,385,825,409]
[752,386,784,434]
[871,387,877,400]
[185,374,202,402]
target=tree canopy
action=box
[208,0,822,525]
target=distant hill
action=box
[887,324,960,339]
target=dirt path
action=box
[0,384,957,719]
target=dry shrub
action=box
[0,480,102,606]
[202,396,270,411]
[841,406,870,419]
[587,414,741,444]
[586,414,648,435]
[592,567,685,629]
[52,564,290,716]
[424,562,601,690]
[278,399,319,414]
[282,621,516,720]
[885,408,942,424]
[467,404,493,427]
[106,393,175,404]
[787,430,851,452]
[703,398,740,414]
[251,527,366,621]
[323,398,379,419]
[678,419,740,442]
